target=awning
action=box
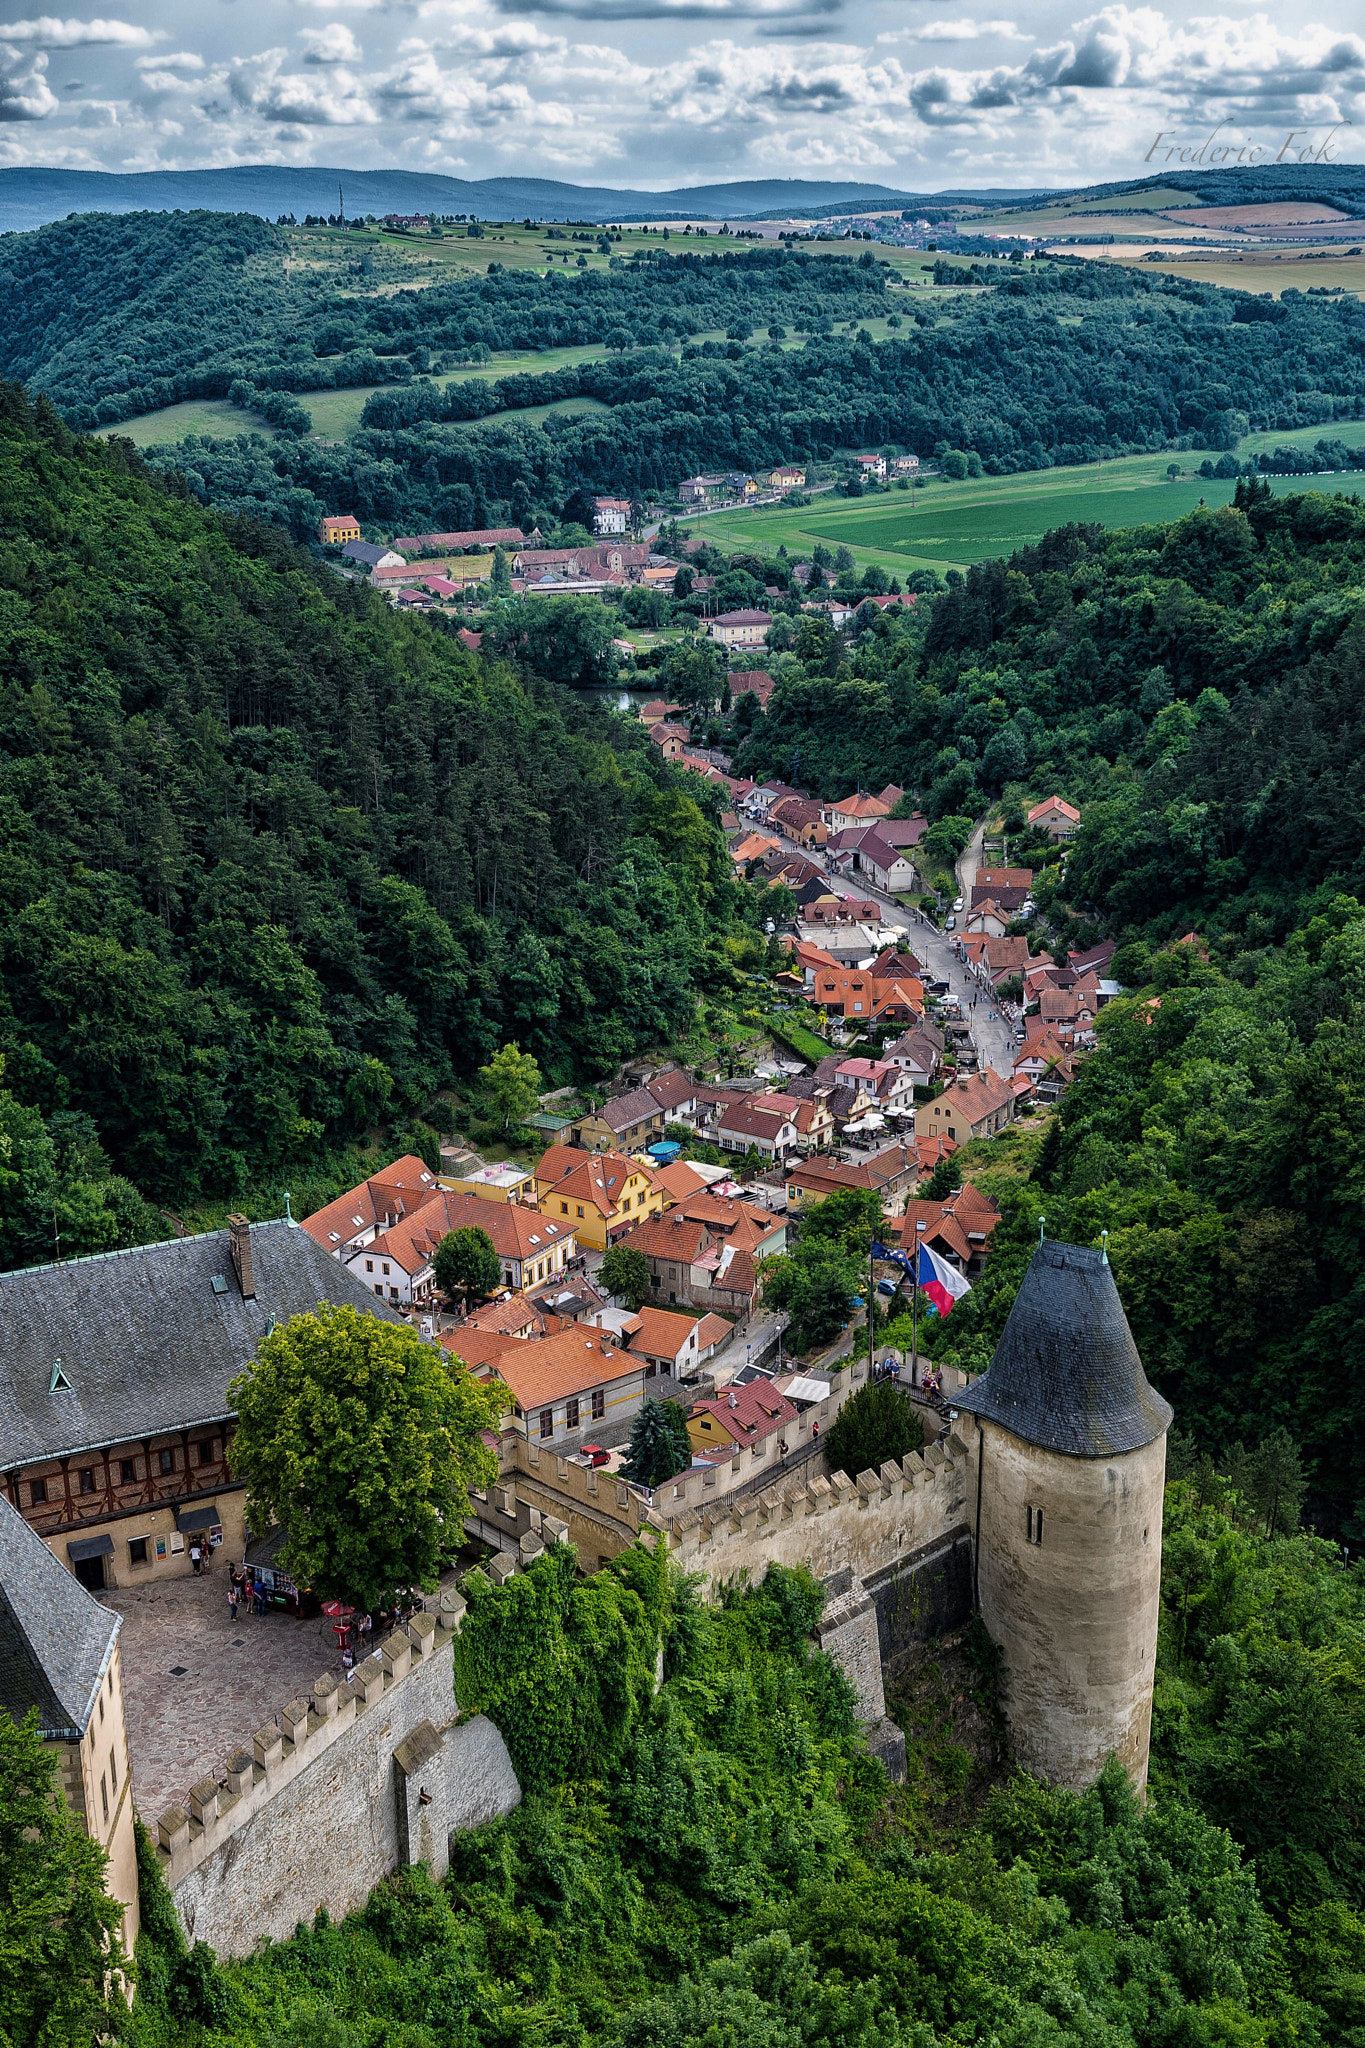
[175,1502,222,1533]
[67,1534,114,1562]
[779,1375,831,1406]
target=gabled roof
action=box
[628,1306,701,1362]
[484,1329,637,1410]
[0,1222,399,1467]
[955,1242,1172,1457]
[0,1495,121,1740]
[385,1190,574,1264]
[646,1069,697,1113]
[620,1214,712,1263]
[302,1154,440,1250]
[594,1087,665,1132]
[691,1382,797,1441]
[1028,796,1081,825]
[830,792,891,820]
[653,1160,713,1204]
[548,1151,652,1219]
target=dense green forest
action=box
[0,211,889,430]
[149,263,1365,538]
[0,382,762,1261]
[110,1532,1365,2048]
[6,210,1365,530]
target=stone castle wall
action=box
[160,1593,520,1957]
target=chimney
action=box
[227,1215,255,1300]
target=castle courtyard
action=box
[99,1572,359,1826]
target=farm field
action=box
[1071,246,1365,296]
[286,220,945,289]
[694,444,1365,573]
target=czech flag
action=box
[915,1241,972,1317]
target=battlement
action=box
[155,1590,466,1890]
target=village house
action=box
[769,796,829,848]
[714,1097,800,1162]
[966,900,1013,938]
[644,1067,700,1125]
[439,1160,537,1207]
[1,1497,140,1951]
[320,514,362,545]
[303,1154,444,1259]
[883,1180,1002,1278]
[343,1188,578,1303]
[1014,1025,1078,1099]
[914,1067,1016,1147]
[768,466,806,490]
[342,541,404,573]
[784,1142,927,1216]
[854,825,920,895]
[892,454,921,474]
[1027,795,1082,842]
[536,1146,665,1251]
[688,1381,799,1457]
[0,1219,401,1592]
[616,1304,707,1379]
[575,1086,669,1154]
[974,866,1033,898]
[884,1019,944,1086]
[592,496,632,535]
[619,1207,770,1319]
[835,1057,918,1116]
[461,1326,645,1448]
[648,723,688,761]
[708,608,773,650]
[854,453,888,479]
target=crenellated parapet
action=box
[154,1590,467,1890]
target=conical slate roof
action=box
[955,1241,1173,1457]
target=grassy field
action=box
[694,444,1365,573]
[121,397,270,446]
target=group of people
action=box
[226,1568,270,1621]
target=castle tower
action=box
[954,1240,1172,1792]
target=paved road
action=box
[821,850,1017,1081]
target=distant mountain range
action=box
[2,162,1364,235]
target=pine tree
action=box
[620,1398,691,1488]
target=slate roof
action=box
[0,1492,120,1739]
[955,1242,1173,1457]
[0,1221,401,1467]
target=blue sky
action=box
[1,2,1362,193]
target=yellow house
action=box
[320,514,362,545]
[537,1146,665,1251]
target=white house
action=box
[592,497,631,535]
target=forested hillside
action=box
[6,209,1365,528]
[0,383,757,1262]
[0,213,890,429]
[156,262,1365,537]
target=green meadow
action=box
[693,437,1365,573]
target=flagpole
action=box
[911,1218,926,1385]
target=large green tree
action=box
[0,1709,132,2048]
[433,1225,501,1307]
[600,1242,650,1311]
[479,1044,543,1131]
[824,1380,924,1483]
[227,1304,503,1607]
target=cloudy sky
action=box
[1,2,1362,193]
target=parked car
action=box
[877,1277,900,1297]
[951,896,964,911]
[945,915,957,931]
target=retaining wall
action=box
[159,1592,520,1956]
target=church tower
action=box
[955,1240,1173,1792]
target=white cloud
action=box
[14,0,1365,189]
[298,22,364,62]
[0,45,58,118]
[1,16,157,46]
[899,20,1025,42]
